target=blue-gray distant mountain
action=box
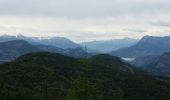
[0,38,81,62]
[36,44,93,58]
[0,40,40,62]
[0,40,93,63]
[131,55,159,68]
[64,47,94,58]
[0,34,79,49]
[111,36,170,58]
[39,37,79,49]
[36,44,64,53]
[80,38,138,53]
[0,34,19,42]
[145,52,170,76]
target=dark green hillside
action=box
[0,52,169,100]
[90,54,144,74]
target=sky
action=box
[0,0,170,42]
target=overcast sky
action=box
[0,0,170,42]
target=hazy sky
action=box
[0,0,170,42]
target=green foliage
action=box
[67,78,102,100]
[0,52,169,100]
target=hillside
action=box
[0,52,169,100]
[36,44,64,53]
[111,36,170,58]
[146,52,170,76]
[64,47,94,58]
[36,45,93,58]
[0,40,40,61]
[131,55,159,68]
[90,54,140,73]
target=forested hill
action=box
[0,52,170,100]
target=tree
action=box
[34,65,56,100]
[67,77,102,100]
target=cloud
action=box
[0,0,170,42]
[152,21,170,27]
[0,0,169,18]
[125,28,148,33]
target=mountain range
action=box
[0,34,139,53]
[0,34,79,49]
[0,34,170,99]
[111,36,170,58]
[0,40,40,62]
[80,38,138,53]
[1,34,170,77]
[0,40,93,63]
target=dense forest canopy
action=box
[0,52,169,100]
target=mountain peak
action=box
[140,35,155,41]
[16,34,26,38]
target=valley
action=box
[0,35,170,100]
[1,0,170,99]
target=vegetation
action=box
[0,52,169,100]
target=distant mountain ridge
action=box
[39,37,79,49]
[0,34,79,49]
[36,44,64,53]
[0,40,40,61]
[80,38,138,52]
[37,45,93,58]
[111,36,170,58]
[0,39,93,63]
[0,34,139,54]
